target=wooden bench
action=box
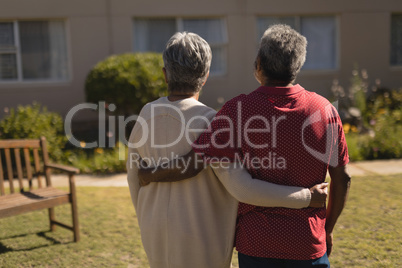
[0,137,80,242]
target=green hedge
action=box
[85,53,168,116]
[0,103,66,162]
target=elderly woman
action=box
[127,31,327,268]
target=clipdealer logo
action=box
[65,101,340,166]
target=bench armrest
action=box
[45,163,80,175]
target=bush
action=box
[344,133,367,161]
[361,110,402,159]
[64,142,127,174]
[0,103,67,162]
[343,87,402,161]
[333,67,402,161]
[85,53,168,116]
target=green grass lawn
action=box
[1,174,401,267]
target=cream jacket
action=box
[127,97,311,268]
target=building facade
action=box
[0,0,401,121]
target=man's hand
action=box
[138,158,153,187]
[137,150,205,187]
[309,183,328,207]
[139,170,152,186]
[326,232,333,257]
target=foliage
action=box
[333,68,402,161]
[343,133,367,161]
[85,53,168,116]
[345,89,402,160]
[0,102,128,174]
[64,143,127,174]
[0,103,67,162]
[359,110,402,159]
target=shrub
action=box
[0,103,67,162]
[344,133,366,161]
[332,67,402,160]
[343,87,402,161]
[85,53,168,116]
[361,109,402,159]
[65,143,127,174]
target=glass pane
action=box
[182,19,226,44]
[0,22,15,48]
[301,16,337,70]
[19,21,50,79]
[0,53,18,79]
[257,17,296,41]
[391,14,402,65]
[210,46,226,74]
[133,18,176,52]
[48,21,69,79]
[19,20,68,80]
[183,19,227,74]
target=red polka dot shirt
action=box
[193,84,349,260]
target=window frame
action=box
[256,15,340,72]
[132,16,228,76]
[0,19,71,84]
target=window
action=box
[391,14,402,66]
[0,20,69,82]
[257,16,338,70]
[133,18,227,75]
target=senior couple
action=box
[127,24,351,268]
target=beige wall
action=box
[0,0,401,120]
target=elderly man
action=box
[141,25,351,267]
[127,31,328,268]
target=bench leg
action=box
[48,208,56,231]
[68,174,80,242]
[71,199,80,242]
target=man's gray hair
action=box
[256,24,307,83]
[163,32,212,94]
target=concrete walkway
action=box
[47,159,402,187]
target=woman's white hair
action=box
[255,24,307,83]
[163,32,212,94]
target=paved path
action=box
[47,159,402,187]
[347,159,402,177]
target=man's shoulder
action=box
[219,94,248,112]
[302,90,341,121]
[304,90,331,105]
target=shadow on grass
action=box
[0,231,71,254]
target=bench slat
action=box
[0,187,70,218]
[14,148,24,191]
[40,137,52,186]
[0,140,41,149]
[0,187,68,205]
[4,149,14,193]
[33,149,43,188]
[0,196,70,218]
[23,148,33,191]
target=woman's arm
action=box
[138,150,327,208]
[212,163,327,208]
[137,150,204,186]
